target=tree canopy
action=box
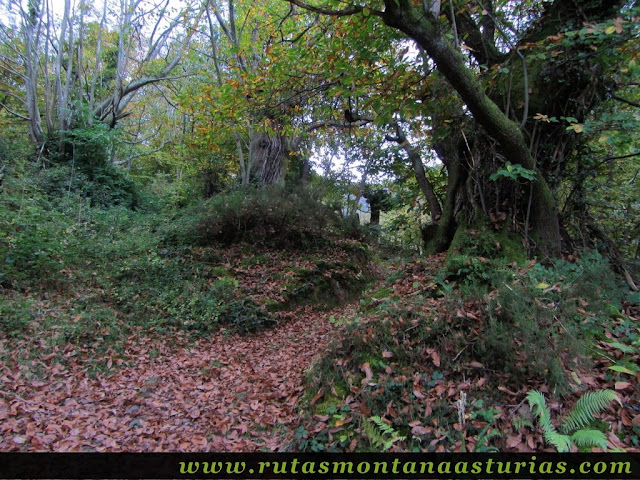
[1,0,638,271]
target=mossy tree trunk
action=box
[382,0,562,257]
[381,0,624,257]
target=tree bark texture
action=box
[249,131,287,186]
[381,0,565,256]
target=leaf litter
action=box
[0,305,339,451]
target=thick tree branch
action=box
[0,101,30,121]
[612,95,640,109]
[283,0,382,17]
[388,121,443,222]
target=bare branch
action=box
[0,101,30,120]
[612,95,640,109]
[0,89,27,105]
[305,117,373,132]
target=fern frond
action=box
[570,429,608,451]
[544,431,573,452]
[362,419,386,450]
[512,417,534,430]
[365,416,405,451]
[561,390,621,433]
[527,390,571,452]
[526,390,556,434]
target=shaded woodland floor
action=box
[0,305,338,451]
[1,245,638,452]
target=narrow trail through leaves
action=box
[0,306,338,451]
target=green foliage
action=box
[527,389,621,452]
[0,197,70,290]
[0,293,33,338]
[444,227,524,292]
[363,415,406,451]
[298,243,630,452]
[0,167,275,347]
[489,162,537,182]
[484,280,579,390]
[280,260,372,310]
[44,126,138,209]
[482,251,624,390]
[528,250,626,312]
[196,186,362,249]
[561,391,622,433]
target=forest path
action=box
[0,305,342,451]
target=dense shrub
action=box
[43,127,138,209]
[113,263,275,335]
[196,186,362,248]
[0,199,70,290]
[297,249,629,451]
[0,292,34,338]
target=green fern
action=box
[560,390,621,433]
[570,429,608,450]
[363,415,406,451]
[512,416,534,431]
[526,389,620,452]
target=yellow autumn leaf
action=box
[536,282,550,289]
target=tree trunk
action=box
[382,0,562,257]
[424,131,469,254]
[387,122,442,223]
[249,131,287,186]
[23,4,46,148]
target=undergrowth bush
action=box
[43,127,138,209]
[196,186,363,249]
[113,266,274,335]
[0,198,71,290]
[0,293,34,338]
[298,248,628,451]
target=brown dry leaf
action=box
[506,436,522,449]
[360,362,374,385]
[498,385,518,396]
[427,349,441,367]
[411,425,430,436]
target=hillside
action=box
[0,175,638,452]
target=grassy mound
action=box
[195,186,363,249]
[295,233,633,452]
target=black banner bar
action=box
[0,453,639,479]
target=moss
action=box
[495,230,527,265]
[209,266,231,277]
[337,241,370,264]
[370,287,393,300]
[311,382,349,415]
[605,304,625,319]
[282,260,373,310]
[240,254,268,266]
[447,225,526,264]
